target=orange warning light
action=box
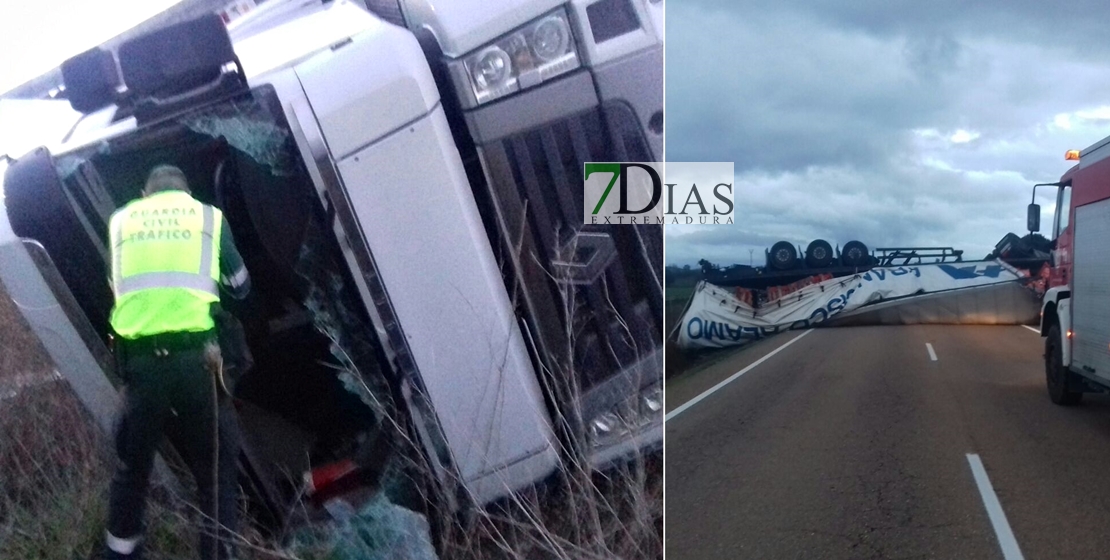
[1066,150,1081,161]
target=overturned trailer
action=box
[674,260,1040,351]
[0,0,663,539]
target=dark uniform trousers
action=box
[107,330,240,560]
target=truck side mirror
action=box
[1027,203,1041,232]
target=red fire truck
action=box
[1033,142,1110,405]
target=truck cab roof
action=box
[41,0,378,159]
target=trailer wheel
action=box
[1046,324,1082,406]
[805,239,834,268]
[841,240,869,267]
[769,241,798,271]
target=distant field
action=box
[664,276,699,335]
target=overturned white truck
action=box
[676,260,1040,351]
[0,0,662,534]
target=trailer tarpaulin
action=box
[676,260,1031,350]
[826,281,1040,328]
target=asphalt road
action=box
[665,324,1110,559]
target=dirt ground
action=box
[0,282,56,388]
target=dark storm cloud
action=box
[665,0,1110,266]
[798,0,1110,54]
[666,3,956,170]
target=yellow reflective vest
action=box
[108,191,222,338]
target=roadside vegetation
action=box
[665,265,703,378]
[0,282,661,559]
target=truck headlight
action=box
[471,47,512,90]
[532,16,571,61]
[587,381,663,448]
[456,8,580,106]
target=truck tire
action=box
[1046,324,1082,405]
[805,239,834,268]
[769,241,798,271]
[841,240,869,267]
[4,147,115,337]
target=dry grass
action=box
[0,278,54,385]
[0,270,662,560]
[1,286,218,559]
[436,453,663,560]
[0,383,199,560]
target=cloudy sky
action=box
[665,0,1110,268]
[1,0,184,176]
[0,0,183,96]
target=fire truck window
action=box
[1056,185,1072,237]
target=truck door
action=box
[1051,182,1073,288]
[1070,193,1110,382]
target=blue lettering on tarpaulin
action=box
[809,307,828,324]
[725,324,743,341]
[938,264,1002,280]
[865,267,921,280]
[817,287,856,317]
[687,317,703,339]
[707,321,723,340]
[688,317,760,342]
[889,266,921,277]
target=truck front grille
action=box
[477,102,663,393]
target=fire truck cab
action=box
[1034,141,1110,405]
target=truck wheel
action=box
[805,239,834,268]
[1046,324,1082,406]
[769,241,798,271]
[841,240,869,267]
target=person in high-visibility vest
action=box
[103,165,250,560]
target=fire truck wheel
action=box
[805,239,834,268]
[1046,324,1082,406]
[769,241,798,271]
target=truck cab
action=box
[0,0,662,530]
[1034,141,1110,405]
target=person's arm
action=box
[219,216,251,299]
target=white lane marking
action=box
[926,342,937,361]
[1022,325,1040,334]
[966,454,1024,560]
[665,329,814,422]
